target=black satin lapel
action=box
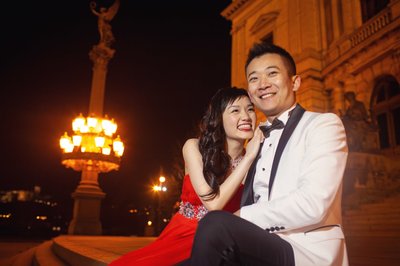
[240,142,264,207]
[268,104,305,199]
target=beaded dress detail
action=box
[178,155,244,220]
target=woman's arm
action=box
[183,128,263,211]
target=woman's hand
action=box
[244,126,264,161]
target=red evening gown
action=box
[109,174,244,266]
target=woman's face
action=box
[222,96,256,141]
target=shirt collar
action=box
[260,103,297,127]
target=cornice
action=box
[249,11,279,33]
[221,0,252,20]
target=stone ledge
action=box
[7,231,400,266]
[52,235,156,266]
[34,240,64,266]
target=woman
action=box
[109,87,263,266]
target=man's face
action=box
[246,53,300,121]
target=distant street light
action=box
[152,175,167,235]
[153,176,167,192]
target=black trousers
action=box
[179,211,295,266]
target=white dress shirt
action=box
[253,105,295,203]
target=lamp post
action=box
[59,0,122,235]
[59,115,124,235]
[152,176,167,235]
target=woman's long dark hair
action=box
[198,87,250,201]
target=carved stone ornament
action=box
[249,12,279,34]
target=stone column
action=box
[230,21,247,89]
[68,164,105,235]
[68,1,118,234]
[88,45,115,116]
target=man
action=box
[187,43,349,265]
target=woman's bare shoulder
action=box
[182,138,199,152]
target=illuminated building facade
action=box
[222,0,400,194]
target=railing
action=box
[350,9,391,47]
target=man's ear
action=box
[292,75,301,92]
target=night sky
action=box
[0,0,232,208]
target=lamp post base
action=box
[68,185,105,235]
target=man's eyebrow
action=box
[267,65,280,70]
[247,66,280,78]
[247,71,256,78]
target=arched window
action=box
[371,75,400,151]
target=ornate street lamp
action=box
[59,0,121,235]
[60,114,124,173]
[60,114,124,235]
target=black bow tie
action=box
[259,118,285,138]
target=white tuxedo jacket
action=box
[241,109,349,266]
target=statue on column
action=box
[341,91,378,152]
[90,0,120,48]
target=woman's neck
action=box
[226,139,244,159]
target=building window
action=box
[360,0,389,22]
[371,75,400,151]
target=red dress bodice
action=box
[180,174,244,213]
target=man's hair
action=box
[245,42,297,76]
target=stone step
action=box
[343,224,400,236]
[343,211,400,219]
[344,214,400,222]
[359,204,400,211]
[6,234,398,266]
[33,240,66,266]
[343,195,400,211]
[345,230,400,237]
[361,196,400,206]
[348,202,400,209]
[0,246,36,266]
[11,246,36,266]
[52,235,156,266]
[344,221,400,228]
[346,235,400,266]
[344,212,400,221]
[344,207,400,216]
[343,221,400,227]
[343,193,400,237]
[344,213,400,223]
[382,195,400,202]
